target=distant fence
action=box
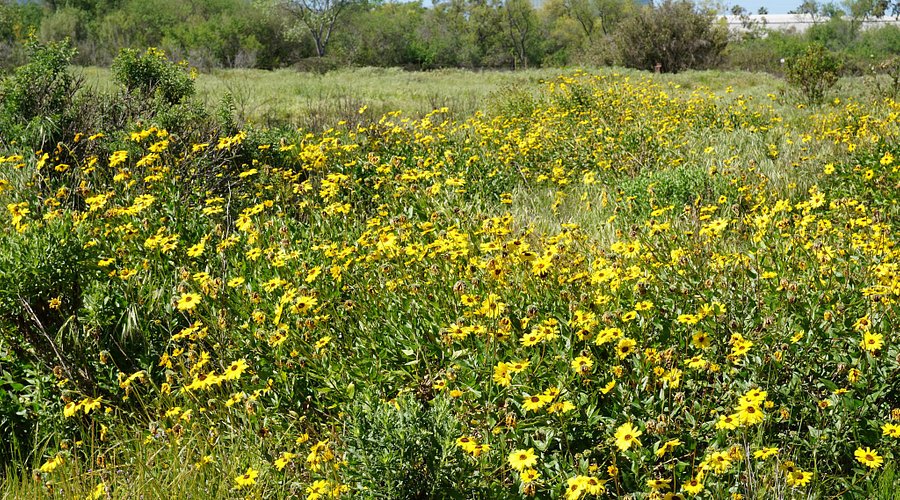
[722,14,900,33]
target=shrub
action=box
[870,56,900,98]
[0,349,56,468]
[722,31,809,74]
[614,0,728,73]
[38,7,88,45]
[621,163,730,216]
[488,84,540,120]
[785,43,842,104]
[111,47,195,105]
[342,393,472,497]
[0,208,168,410]
[0,217,101,396]
[806,17,858,52]
[0,37,80,149]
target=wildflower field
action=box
[1,66,899,499]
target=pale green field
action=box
[75,66,795,129]
[76,66,559,128]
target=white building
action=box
[722,13,900,33]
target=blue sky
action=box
[723,0,804,14]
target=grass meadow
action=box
[76,66,561,130]
[1,64,899,499]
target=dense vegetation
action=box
[1,0,900,76]
[1,37,899,498]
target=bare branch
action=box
[282,0,357,57]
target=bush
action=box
[38,7,88,45]
[785,43,842,104]
[111,47,195,105]
[293,56,342,74]
[488,84,540,120]
[0,348,56,468]
[0,37,80,149]
[722,31,808,74]
[0,217,101,396]
[107,47,224,145]
[871,56,900,98]
[614,0,728,73]
[806,17,858,52]
[0,1,41,70]
[342,394,473,497]
[621,163,730,216]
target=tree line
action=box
[1,0,900,74]
[0,0,726,72]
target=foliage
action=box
[0,216,99,469]
[282,0,361,58]
[0,344,56,468]
[721,30,808,74]
[0,1,41,69]
[785,43,842,103]
[335,2,425,68]
[342,394,466,497]
[621,163,731,216]
[870,55,900,98]
[723,19,900,77]
[806,16,860,53]
[0,36,80,150]
[1,66,900,498]
[614,0,728,73]
[8,0,900,73]
[111,47,195,105]
[500,0,540,69]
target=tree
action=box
[785,43,841,103]
[283,0,359,57]
[335,2,426,67]
[615,0,728,73]
[560,0,631,40]
[562,0,598,42]
[819,1,846,17]
[731,4,767,37]
[845,0,889,18]
[539,0,588,64]
[501,0,538,69]
[790,0,825,21]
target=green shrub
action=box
[342,393,473,497]
[105,48,228,149]
[111,47,195,105]
[488,84,539,120]
[0,216,102,468]
[0,347,56,468]
[614,0,728,73]
[806,17,858,52]
[0,210,169,404]
[785,43,842,104]
[38,7,88,45]
[0,217,100,395]
[0,37,80,149]
[871,55,900,98]
[722,31,810,74]
[621,163,729,214]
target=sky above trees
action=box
[728,0,797,13]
